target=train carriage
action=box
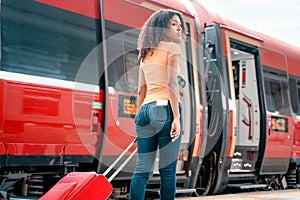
[1,0,300,199]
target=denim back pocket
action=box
[135,107,150,127]
[150,105,171,122]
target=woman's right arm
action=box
[167,54,181,141]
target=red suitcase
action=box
[39,172,112,200]
[39,139,136,200]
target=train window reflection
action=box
[105,23,139,93]
[297,88,300,115]
[270,80,283,112]
[124,31,140,93]
[289,78,299,114]
[1,0,98,84]
[298,88,300,106]
[297,80,300,115]
[297,80,300,105]
[281,81,291,114]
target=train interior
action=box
[228,41,263,189]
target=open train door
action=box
[259,48,293,175]
[196,24,229,195]
[97,0,153,181]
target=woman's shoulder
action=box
[159,41,181,54]
[159,41,180,48]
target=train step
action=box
[228,172,257,181]
[146,188,196,195]
[227,183,267,190]
[148,174,188,186]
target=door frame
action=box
[223,28,262,158]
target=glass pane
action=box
[1,0,98,83]
[106,22,139,93]
[270,80,283,112]
[281,81,291,115]
[289,78,299,114]
[298,87,300,115]
[265,78,275,112]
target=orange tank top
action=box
[141,41,181,105]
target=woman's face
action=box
[165,14,183,43]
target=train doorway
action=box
[229,42,261,173]
[223,32,268,189]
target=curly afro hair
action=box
[137,9,187,62]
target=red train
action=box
[1,0,300,199]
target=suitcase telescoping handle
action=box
[39,139,137,200]
[103,139,137,182]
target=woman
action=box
[130,9,187,200]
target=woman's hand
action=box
[170,118,181,142]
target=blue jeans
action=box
[130,101,182,200]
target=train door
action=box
[260,48,293,174]
[99,1,153,177]
[199,25,229,195]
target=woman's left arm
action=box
[137,67,146,110]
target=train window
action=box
[264,69,291,115]
[232,60,240,99]
[124,32,140,92]
[298,80,300,115]
[298,89,300,112]
[270,79,283,112]
[298,88,300,106]
[105,22,139,93]
[289,78,299,114]
[281,81,291,114]
[264,78,275,112]
[1,0,98,84]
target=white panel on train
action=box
[235,54,260,147]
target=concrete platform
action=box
[176,189,300,200]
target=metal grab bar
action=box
[242,97,252,140]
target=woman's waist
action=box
[142,96,181,107]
